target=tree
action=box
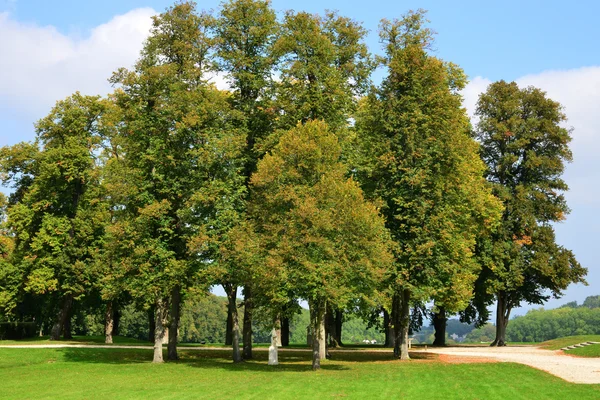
[0,94,109,340]
[214,0,280,360]
[108,2,246,362]
[250,121,392,370]
[355,10,502,359]
[272,9,373,133]
[473,81,587,346]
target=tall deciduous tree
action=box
[214,0,279,360]
[272,10,373,133]
[109,2,246,362]
[250,121,393,370]
[355,10,501,359]
[0,94,109,340]
[473,80,586,346]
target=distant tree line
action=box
[0,1,585,370]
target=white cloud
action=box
[462,67,600,208]
[0,8,156,119]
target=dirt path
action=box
[416,346,600,384]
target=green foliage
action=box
[507,304,600,343]
[250,120,393,313]
[464,323,497,343]
[355,10,501,315]
[107,2,247,305]
[0,322,37,340]
[473,80,586,328]
[272,9,373,133]
[0,93,110,319]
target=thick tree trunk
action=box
[63,309,73,340]
[384,308,395,348]
[242,286,253,359]
[309,298,327,371]
[50,295,72,341]
[491,292,511,347]
[113,306,120,337]
[105,301,114,344]
[335,309,343,346]
[432,306,447,346]
[148,306,156,343]
[225,285,243,363]
[168,286,181,360]
[393,290,411,360]
[153,298,169,363]
[326,305,337,348]
[281,317,290,346]
[225,297,233,346]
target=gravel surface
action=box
[416,346,600,384]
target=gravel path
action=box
[416,346,600,384]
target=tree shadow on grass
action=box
[57,347,434,373]
[57,347,349,372]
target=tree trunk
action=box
[242,286,253,359]
[309,298,327,371]
[393,290,411,360]
[113,306,120,337]
[491,292,511,347]
[50,295,72,341]
[326,305,337,347]
[432,306,447,346]
[168,286,181,360]
[148,306,156,343]
[63,308,73,340]
[225,295,233,346]
[335,309,343,346]
[105,301,114,344]
[225,285,243,363]
[153,298,169,363]
[384,308,394,348]
[281,317,290,346]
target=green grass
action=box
[567,345,600,357]
[540,336,600,351]
[1,347,599,399]
[0,335,151,346]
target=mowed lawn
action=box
[1,347,600,399]
[540,335,600,357]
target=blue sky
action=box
[1,0,599,317]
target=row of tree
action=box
[0,0,585,370]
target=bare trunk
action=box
[335,309,343,346]
[432,306,447,346]
[105,301,114,344]
[226,285,242,363]
[168,286,181,360]
[309,298,327,371]
[153,298,169,363]
[113,306,120,337]
[393,290,411,360]
[242,286,253,359]
[326,305,338,348]
[148,306,156,343]
[384,308,395,348]
[268,327,279,366]
[281,317,290,346]
[225,292,233,346]
[50,295,72,341]
[491,293,511,347]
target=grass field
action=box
[537,335,600,357]
[1,347,600,399]
[540,336,600,350]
